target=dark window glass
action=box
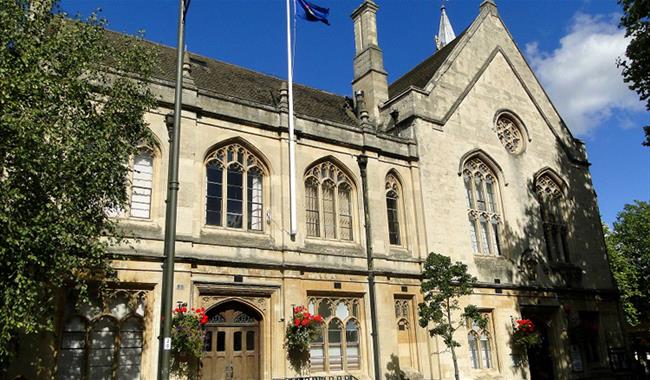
[233,331,242,351]
[305,179,320,237]
[216,331,225,352]
[246,331,255,351]
[226,167,243,228]
[203,331,212,352]
[328,320,342,343]
[206,164,223,225]
[338,186,353,241]
[345,320,358,343]
[386,192,401,245]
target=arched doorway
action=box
[201,300,261,380]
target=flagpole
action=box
[286,0,298,238]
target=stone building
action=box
[13,1,629,379]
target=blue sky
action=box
[61,0,649,225]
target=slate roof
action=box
[107,31,357,127]
[388,31,464,99]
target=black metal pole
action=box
[358,154,382,380]
[157,0,186,378]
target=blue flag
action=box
[296,0,330,25]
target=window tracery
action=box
[394,299,410,319]
[535,173,568,262]
[494,114,524,154]
[205,143,266,231]
[394,298,416,369]
[57,290,148,380]
[385,173,403,246]
[307,296,361,372]
[233,311,256,324]
[467,312,493,369]
[462,157,502,256]
[304,161,354,241]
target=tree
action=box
[418,253,486,380]
[617,0,650,146]
[0,0,156,368]
[605,201,650,326]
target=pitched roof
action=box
[106,31,357,127]
[388,31,464,99]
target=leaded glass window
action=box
[305,177,320,237]
[467,312,494,369]
[385,173,403,246]
[304,161,354,241]
[130,149,154,219]
[463,157,502,255]
[205,143,266,231]
[535,173,568,262]
[58,290,147,380]
[307,297,363,373]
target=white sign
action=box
[164,337,172,350]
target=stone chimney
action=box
[351,0,388,124]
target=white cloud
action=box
[525,13,644,136]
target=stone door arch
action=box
[201,300,262,380]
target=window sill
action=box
[470,367,500,375]
[473,254,506,260]
[389,245,410,255]
[116,218,163,238]
[199,227,274,249]
[303,239,364,257]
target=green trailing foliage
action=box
[170,304,208,380]
[418,252,486,380]
[284,305,325,375]
[0,0,156,368]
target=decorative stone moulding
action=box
[494,113,525,154]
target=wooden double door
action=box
[201,306,260,380]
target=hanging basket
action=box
[284,306,325,374]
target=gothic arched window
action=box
[308,297,362,372]
[467,313,493,369]
[535,173,568,262]
[463,157,502,255]
[205,143,266,231]
[304,161,354,241]
[58,291,147,380]
[385,173,404,246]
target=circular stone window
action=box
[494,113,525,154]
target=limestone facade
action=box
[17,1,628,380]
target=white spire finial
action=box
[435,0,456,50]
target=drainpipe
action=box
[358,154,382,380]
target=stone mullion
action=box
[112,320,122,380]
[323,317,331,372]
[242,166,249,231]
[341,320,348,371]
[317,181,325,239]
[220,164,227,227]
[83,318,91,380]
[334,183,340,240]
